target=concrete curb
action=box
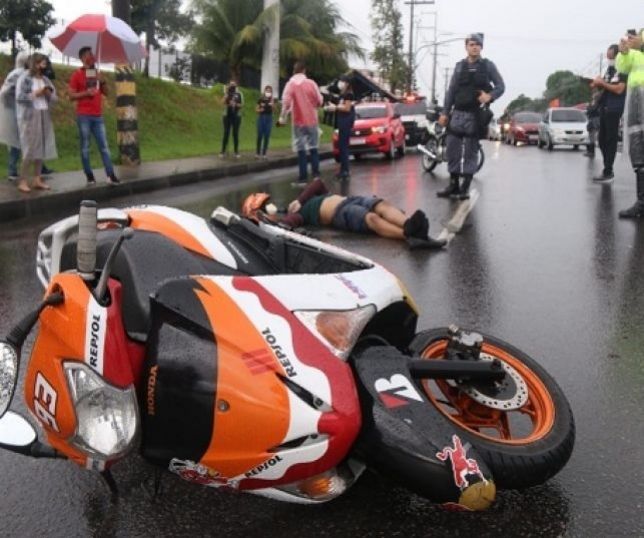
[0,150,334,223]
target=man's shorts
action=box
[331,196,383,233]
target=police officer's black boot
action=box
[618,169,644,219]
[459,174,473,200]
[437,173,461,198]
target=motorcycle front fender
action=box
[351,345,496,510]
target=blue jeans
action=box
[256,115,272,155]
[77,115,114,176]
[8,146,20,176]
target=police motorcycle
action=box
[0,202,575,510]
[417,121,485,173]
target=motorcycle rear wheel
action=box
[410,328,575,490]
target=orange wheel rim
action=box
[420,340,555,445]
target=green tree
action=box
[191,0,363,83]
[544,70,590,107]
[370,0,407,92]
[0,0,55,56]
[505,93,547,115]
[131,0,192,77]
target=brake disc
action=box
[459,353,529,411]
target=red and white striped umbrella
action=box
[48,14,146,64]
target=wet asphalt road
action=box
[1,142,644,537]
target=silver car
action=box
[538,108,589,150]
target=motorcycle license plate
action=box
[351,138,366,145]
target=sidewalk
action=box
[0,146,334,223]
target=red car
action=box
[332,101,406,160]
[505,111,542,146]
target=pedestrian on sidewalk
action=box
[326,74,356,181]
[438,33,504,200]
[220,80,243,158]
[255,84,276,159]
[617,30,644,218]
[241,179,446,250]
[15,53,57,193]
[0,51,29,182]
[278,60,323,187]
[68,47,119,186]
[590,44,627,182]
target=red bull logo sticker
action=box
[436,435,487,490]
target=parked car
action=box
[332,101,406,160]
[488,118,502,141]
[505,111,542,145]
[538,108,589,150]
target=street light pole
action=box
[431,13,438,103]
[261,0,280,93]
[404,0,434,92]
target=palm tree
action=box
[191,0,364,82]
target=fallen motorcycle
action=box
[0,202,574,510]
[418,121,485,173]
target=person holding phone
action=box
[255,85,275,159]
[616,29,644,218]
[220,80,244,158]
[14,53,57,193]
[68,46,119,186]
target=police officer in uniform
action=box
[438,33,505,199]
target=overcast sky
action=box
[44,0,643,112]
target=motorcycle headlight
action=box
[0,342,19,417]
[64,362,138,460]
[294,305,376,361]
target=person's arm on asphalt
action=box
[296,178,329,205]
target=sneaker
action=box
[255,154,261,160]
[234,153,241,159]
[458,191,471,200]
[86,173,96,185]
[262,155,268,160]
[107,174,120,185]
[8,174,18,183]
[218,152,226,158]
[593,171,614,182]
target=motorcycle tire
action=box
[409,328,575,491]
[422,137,439,172]
[476,145,485,173]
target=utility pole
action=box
[443,67,450,102]
[431,12,438,103]
[404,0,434,92]
[261,0,280,93]
[112,0,140,166]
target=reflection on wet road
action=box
[1,143,643,536]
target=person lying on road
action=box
[241,179,446,250]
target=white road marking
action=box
[436,188,480,244]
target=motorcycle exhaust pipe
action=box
[416,144,437,160]
[77,200,97,281]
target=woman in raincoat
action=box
[0,51,30,180]
[15,53,57,193]
[617,30,644,218]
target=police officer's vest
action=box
[454,59,492,111]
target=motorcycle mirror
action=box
[0,341,19,418]
[0,411,36,448]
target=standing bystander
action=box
[438,33,504,200]
[278,61,324,187]
[68,47,119,185]
[15,53,57,193]
[255,85,275,159]
[220,81,243,158]
[325,74,356,180]
[617,30,644,218]
[0,51,29,182]
[591,44,627,182]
